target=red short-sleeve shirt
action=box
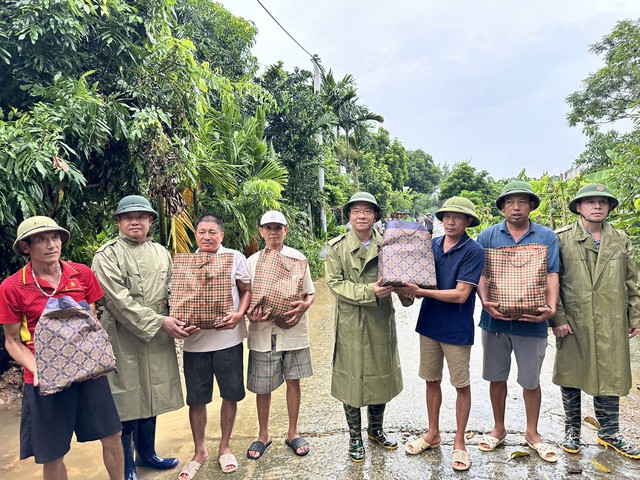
[0,261,104,384]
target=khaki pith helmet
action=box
[436,197,481,227]
[13,216,70,255]
[342,192,382,221]
[496,180,541,210]
[569,183,618,214]
[113,195,158,220]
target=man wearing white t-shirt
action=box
[178,214,251,479]
[246,211,315,460]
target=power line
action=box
[255,0,324,72]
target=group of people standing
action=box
[1,179,638,479]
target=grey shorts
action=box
[481,330,547,390]
[419,335,471,388]
[247,335,313,394]
[183,343,245,406]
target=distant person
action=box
[326,192,412,462]
[476,181,559,463]
[384,213,392,226]
[394,211,402,220]
[246,211,315,460]
[92,195,196,480]
[551,184,640,459]
[402,210,413,222]
[0,217,123,480]
[399,197,483,472]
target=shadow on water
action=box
[1,279,640,478]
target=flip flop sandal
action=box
[247,439,273,460]
[285,437,310,456]
[405,437,441,455]
[452,449,471,471]
[478,434,506,452]
[218,454,238,474]
[179,460,202,480]
[527,441,558,463]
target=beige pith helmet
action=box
[436,197,481,227]
[13,216,70,255]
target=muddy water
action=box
[2,279,640,479]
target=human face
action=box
[441,212,472,240]
[349,201,376,233]
[576,196,611,223]
[20,232,62,266]
[501,194,533,227]
[259,223,288,250]
[116,212,153,241]
[195,221,224,253]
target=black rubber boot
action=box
[121,421,138,480]
[560,387,581,454]
[134,416,179,469]
[367,403,398,450]
[344,403,364,462]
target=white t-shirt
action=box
[246,245,315,352]
[183,246,250,352]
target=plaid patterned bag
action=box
[34,296,116,396]
[170,253,234,329]
[484,243,548,319]
[379,220,436,288]
[249,248,307,330]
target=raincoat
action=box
[92,233,183,421]
[550,220,640,397]
[326,229,408,407]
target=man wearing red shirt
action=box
[0,216,123,480]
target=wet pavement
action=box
[2,278,640,479]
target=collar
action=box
[435,233,471,253]
[21,260,78,286]
[119,231,152,245]
[345,228,380,252]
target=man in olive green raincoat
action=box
[551,184,640,459]
[92,195,199,480]
[326,191,411,463]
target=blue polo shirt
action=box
[477,220,559,338]
[415,233,484,345]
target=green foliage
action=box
[406,149,442,195]
[439,162,493,205]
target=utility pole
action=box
[312,54,327,236]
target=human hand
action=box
[629,327,640,339]
[396,281,421,297]
[33,369,39,388]
[481,301,511,321]
[215,311,244,330]
[521,304,556,323]
[161,316,194,339]
[373,278,394,299]
[247,305,271,323]
[283,300,310,327]
[552,324,573,337]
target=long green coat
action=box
[550,220,640,397]
[92,233,184,421]
[326,229,405,407]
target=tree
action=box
[438,162,493,204]
[406,149,442,194]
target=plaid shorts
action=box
[247,335,313,394]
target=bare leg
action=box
[180,404,209,480]
[523,386,543,445]
[422,380,442,446]
[43,457,67,480]
[219,399,237,459]
[100,431,124,480]
[453,385,471,468]
[285,379,308,455]
[479,381,507,449]
[248,393,272,459]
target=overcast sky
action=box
[217,1,640,179]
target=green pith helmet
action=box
[569,183,618,214]
[342,191,382,221]
[495,180,541,210]
[436,196,481,227]
[13,216,70,255]
[113,195,158,220]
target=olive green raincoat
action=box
[92,233,184,421]
[326,229,407,407]
[550,220,640,397]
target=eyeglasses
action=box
[350,209,375,217]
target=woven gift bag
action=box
[379,220,436,288]
[484,243,548,319]
[249,248,307,330]
[34,296,116,396]
[170,252,234,329]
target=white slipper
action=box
[179,460,202,480]
[218,453,238,474]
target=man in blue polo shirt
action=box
[476,181,559,463]
[398,197,483,472]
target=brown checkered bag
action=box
[34,296,116,396]
[484,243,548,319]
[170,253,234,329]
[249,248,307,330]
[379,220,436,288]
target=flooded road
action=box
[2,279,640,479]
